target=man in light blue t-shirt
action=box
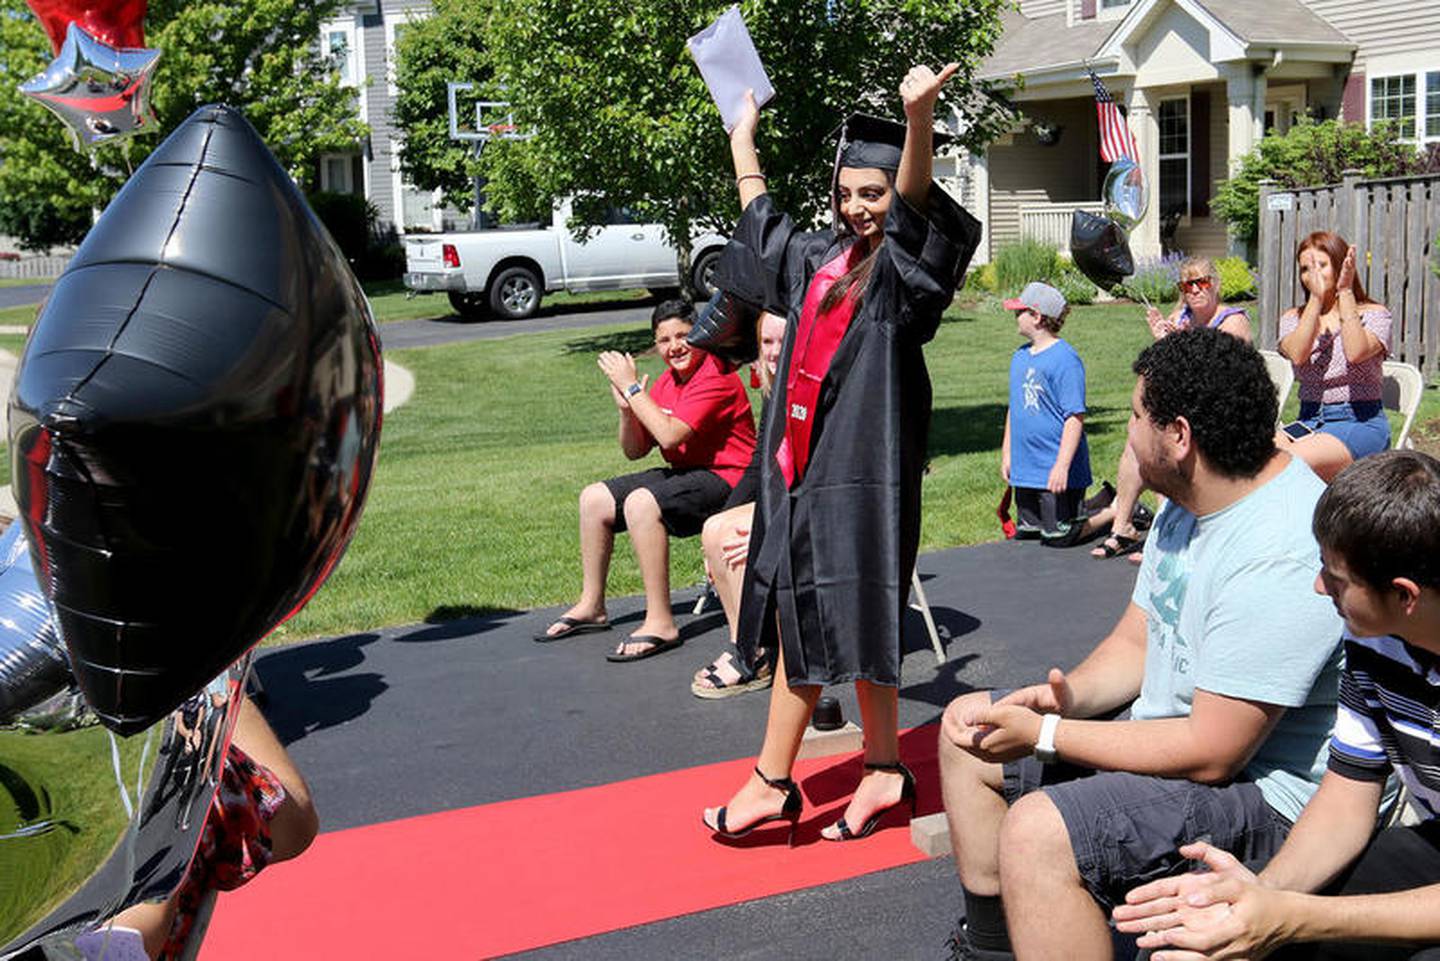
[938,329,1343,961]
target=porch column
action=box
[1224,63,1267,256]
[972,149,991,265]
[1127,85,1161,260]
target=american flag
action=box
[1090,69,1138,164]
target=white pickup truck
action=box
[402,198,727,320]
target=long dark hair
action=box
[819,168,893,314]
[1295,230,1371,310]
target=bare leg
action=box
[546,482,616,635]
[703,643,820,831]
[693,504,765,691]
[1088,443,1146,552]
[820,680,906,839]
[613,488,679,655]
[1280,429,1353,482]
[228,695,317,860]
[1000,793,1112,961]
[938,692,1011,894]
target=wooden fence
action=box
[1258,170,1440,377]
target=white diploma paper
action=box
[687,5,775,132]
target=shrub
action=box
[967,262,999,293]
[1116,253,1184,306]
[994,238,1062,293]
[1055,264,1098,306]
[1214,256,1257,301]
[1212,118,1437,247]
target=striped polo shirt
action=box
[1329,632,1440,819]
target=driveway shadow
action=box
[252,632,388,746]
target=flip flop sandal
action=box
[691,651,774,699]
[533,615,611,643]
[606,634,683,662]
[1090,531,1146,559]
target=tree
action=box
[1212,117,1438,249]
[0,0,370,250]
[477,1,1012,292]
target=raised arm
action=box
[1334,248,1386,364]
[897,62,959,210]
[729,91,766,212]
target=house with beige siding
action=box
[971,0,1440,264]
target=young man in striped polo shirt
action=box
[1115,449,1440,959]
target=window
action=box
[321,23,357,87]
[1428,72,1440,139]
[1100,0,1131,7]
[400,179,438,232]
[1158,96,1190,220]
[1371,75,1417,138]
[320,153,358,195]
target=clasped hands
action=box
[1112,842,1293,960]
[598,351,646,409]
[940,668,1074,763]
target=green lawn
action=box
[273,298,1440,643]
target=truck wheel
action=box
[691,249,722,300]
[447,291,487,320]
[488,265,542,320]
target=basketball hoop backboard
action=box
[447,82,533,142]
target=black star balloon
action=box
[9,104,384,734]
[19,21,160,148]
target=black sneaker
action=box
[943,923,1016,961]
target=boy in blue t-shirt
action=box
[1002,281,1092,545]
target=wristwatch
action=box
[1034,713,1062,764]
[624,382,643,399]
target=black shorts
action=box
[1013,487,1085,545]
[1270,821,1440,960]
[603,467,732,538]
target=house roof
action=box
[980,0,1354,85]
[1182,0,1350,46]
[977,10,1118,82]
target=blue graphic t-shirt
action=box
[1130,455,1344,822]
[1008,340,1091,490]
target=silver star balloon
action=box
[19,21,161,149]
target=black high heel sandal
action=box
[704,766,803,846]
[823,760,917,842]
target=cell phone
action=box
[1282,420,1315,440]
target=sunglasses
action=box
[1178,277,1214,293]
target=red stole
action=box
[776,246,862,487]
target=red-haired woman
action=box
[1277,232,1392,481]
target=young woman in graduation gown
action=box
[701,64,981,844]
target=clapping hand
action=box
[1336,245,1357,294]
[900,62,960,119]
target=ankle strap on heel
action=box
[864,760,914,779]
[754,766,796,791]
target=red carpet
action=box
[200,726,942,959]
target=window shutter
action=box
[1190,89,1210,217]
[1081,0,1096,18]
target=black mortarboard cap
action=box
[831,112,954,172]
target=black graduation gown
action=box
[732,186,981,687]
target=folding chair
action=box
[910,568,945,665]
[1258,349,1294,423]
[1381,360,1425,451]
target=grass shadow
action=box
[927,402,1007,458]
[560,328,657,355]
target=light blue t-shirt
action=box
[1008,340,1092,490]
[1130,455,1344,822]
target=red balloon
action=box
[25,0,147,53]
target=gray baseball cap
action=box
[1004,281,1067,319]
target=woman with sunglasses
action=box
[1277,231,1391,481]
[1089,257,1251,560]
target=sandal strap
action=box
[754,766,796,792]
[864,760,915,780]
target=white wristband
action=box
[1034,713,1061,764]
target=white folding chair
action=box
[1381,360,1425,450]
[1258,349,1294,423]
[910,568,945,665]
